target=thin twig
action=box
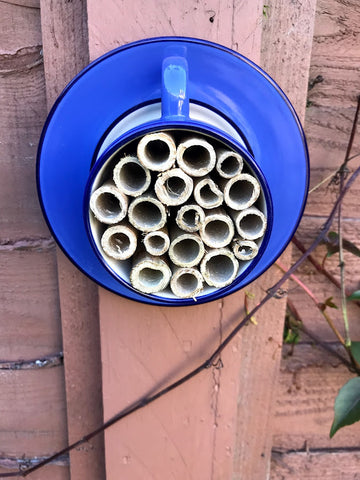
[286,299,354,370]
[276,261,345,345]
[1,166,360,479]
[339,95,360,347]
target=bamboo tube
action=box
[154,168,193,206]
[170,266,204,299]
[176,137,216,177]
[113,155,151,197]
[143,227,170,256]
[130,252,171,294]
[199,208,235,248]
[216,149,243,178]
[168,226,205,267]
[128,192,167,233]
[101,223,137,260]
[200,248,239,288]
[89,181,128,225]
[231,206,267,240]
[193,176,223,209]
[137,132,176,172]
[175,204,205,232]
[221,173,260,210]
[232,238,259,261]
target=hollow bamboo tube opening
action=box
[113,156,151,197]
[222,173,260,210]
[216,150,243,178]
[128,193,167,233]
[101,223,137,260]
[194,176,223,209]
[200,209,234,248]
[177,137,216,177]
[169,228,205,267]
[137,132,176,171]
[232,207,267,240]
[130,252,171,294]
[232,239,259,261]
[90,181,128,224]
[155,168,193,206]
[200,248,239,288]
[175,204,205,232]
[170,267,204,298]
[143,228,170,256]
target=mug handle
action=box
[161,52,189,121]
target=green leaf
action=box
[348,290,360,301]
[350,342,360,365]
[324,296,338,309]
[330,377,360,437]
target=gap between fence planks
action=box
[39,2,105,480]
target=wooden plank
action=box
[86,1,279,478]
[0,465,68,480]
[271,450,360,479]
[0,246,63,360]
[290,215,360,341]
[39,1,105,479]
[87,1,316,479]
[0,3,69,477]
[0,2,49,239]
[273,344,360,450]
[0,368,67,456]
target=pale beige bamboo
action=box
[128,192,167,233]
[155,168,193,206]
[193,176,223,209]
[177,136,216,177]
[200,248,239,288]
[89,181,128,225]
[231,206,267,240]
[143,227,170,256]
[170,266,204,299]
[137,132,176,172]
[101,223,137,260]
[221,173,260,210]
[168,226,205,268]
[130,252,171,294]
[113,155,151,197]
[175,204,205,232]
[216,149,244,178]
[232,238,259,261]
[199,208,235,248]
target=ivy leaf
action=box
[330,377,360,437]
[325,231,360,258]
[350,342,360,365]
[348,290,360,301]
[324,296,338,309]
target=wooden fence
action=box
[1,0,359,478]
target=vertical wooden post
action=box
[40,2,105,479]
[86,1,284,479]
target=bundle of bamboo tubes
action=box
[89,130,267,299]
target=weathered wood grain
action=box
[305,0,360,170]
[40,1,105,479]
[0,3,68,474]
[0,465,68,480]
[0,247,63,360]
[0,367,67,456]
[271,450,360,479]
[0,1,49,239]
[289,215,360,342]
[273,344,360,450]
